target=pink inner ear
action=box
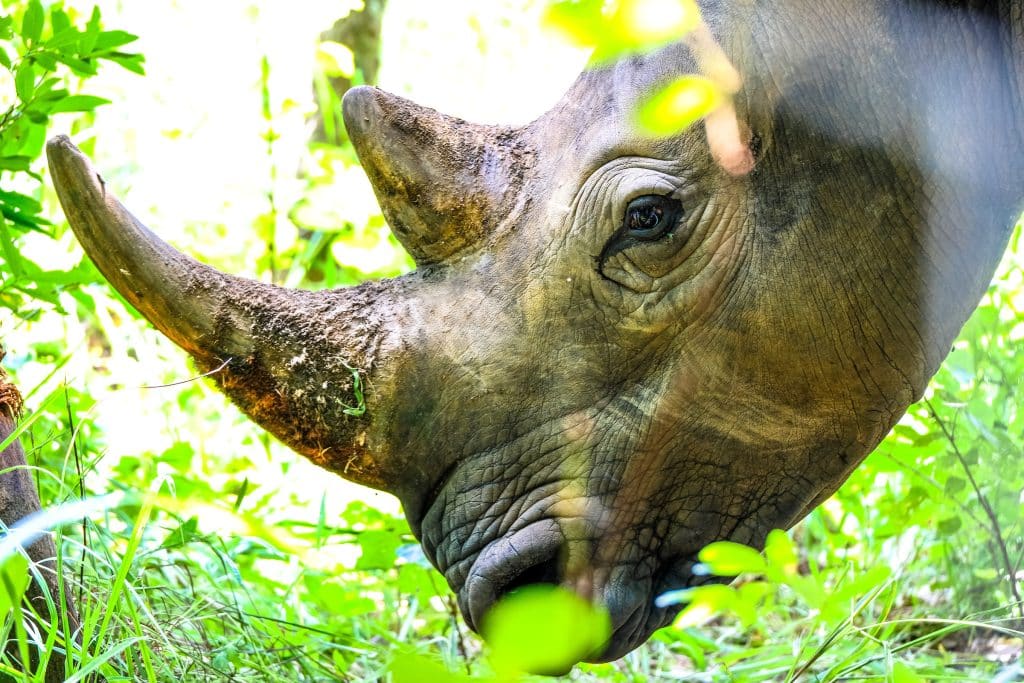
[705,103,755,177]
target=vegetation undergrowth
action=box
[0,0,1019,681]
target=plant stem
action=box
[925,399,1024,623]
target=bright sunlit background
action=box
[2,1,1021,679]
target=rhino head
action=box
[48,1,1023,663]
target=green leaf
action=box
[763,529,798,576]
[92,30,139,53]
[787,574,826,608]
[55,53,97,76]
[0,553,29,615]
[543,0,606,48]
[483,584,611,675]
[673,583,736,627]
[396,564,443,602]
[47,94,109,113]
[0,189,42,214]
[302,574,376,616]
[25,108,48,124]
[944,476,967,495]
[31,50,56,70]
[604,0,701,54]
[0,218,25,277]
[34,84,69,104]
[159,516,201,550]
[354,529,401,570]
[892,661,925,683]
[635,74,722,136]
[937,515,962,534]
[698,540,767,575]
[232,477,249,512]
[735,581,770,626]
[390,652,471,683]
[545,0,701,63]
[49,7,71,36]
[0,156,32,172]
[973,567,999,581]
[20,0,44,45]
[47,27,81,51]
[80,6,102,55]
[14,61,34,103]
[160,441,196,472]
[103,52,145,75]
[1,204,47,231]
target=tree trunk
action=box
[311,0,387,145]
[0,352,80,683]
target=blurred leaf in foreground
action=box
[482,584,611,675]
[545,0,726,139]
[634,74,722,136]
[390,651,474,683]
[544,0,700,64]
[0,553,28,615]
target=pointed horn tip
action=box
[342,86,442,142]
[342,85,381,139]
[46,134,85,165]
[46,135,104,196]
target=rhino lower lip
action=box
[584,558,704,662]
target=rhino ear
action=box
[343,86,533,265]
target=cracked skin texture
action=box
[47,0,1024,665]
[192,279,405,490]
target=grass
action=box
[0,439,1018,681]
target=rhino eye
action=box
[623,195,682,240]
[597,193,690,284]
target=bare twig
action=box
[925,399,1024,622]
[139,357,232,390]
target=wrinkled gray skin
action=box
[47,0,1024,664]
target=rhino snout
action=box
[453,517,698,666]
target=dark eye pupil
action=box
[629,205,662,230]
[621,195,681,241]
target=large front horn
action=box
[343,86,535,265]
[48,136,257,363]
[47,136,401,491]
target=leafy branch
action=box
[0,1,143,320]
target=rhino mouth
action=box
[412,422,726,665]
[451,517,705,665]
